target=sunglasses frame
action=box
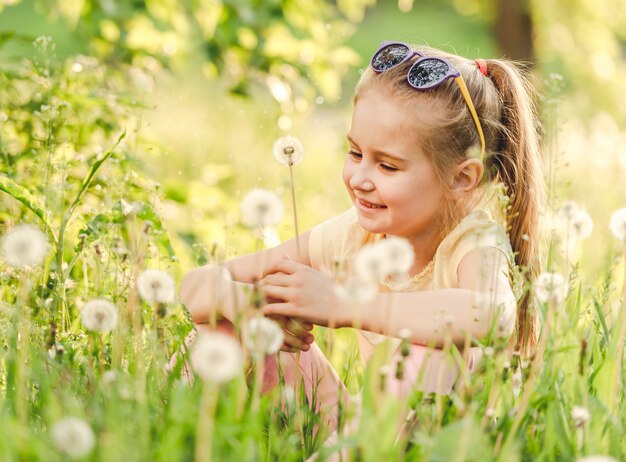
[370,41,486,159]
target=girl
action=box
[179,41,544,433]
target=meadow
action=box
[2,1,626,461]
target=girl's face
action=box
[343,92,446,243]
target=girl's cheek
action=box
[341,161,353,190]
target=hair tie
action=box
[475,59,488,77]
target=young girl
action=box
[179,41,544,432]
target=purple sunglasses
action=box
[370,41,486,157]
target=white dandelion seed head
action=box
[511,368,523,398]
[572,405,591,428]
[556,201,593,240]
[379,365,391,376]
[609,208,626,242]
[240,188,284,228]
[334,278,378,304]
[50,417,95,459]
[534,272,568,305]
[570,209,593,240]
[243,317,284,355]
[398,328,412,340]
[283,386,296,407]
[273,135,305,166]
[485,407,495,418]
[81,299,118,332]
[101,370,117,387]
[190,332,244,384]
[137,269,176,304]
[354,242,390,283]
[1,224,48,269]
[377,236,414,275]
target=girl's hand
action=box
[266,315,315,352]
[259,260,347,328]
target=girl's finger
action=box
[262,302,298,318]
[285,319,314,344]
[263,259,300,277]
[294,318,314,331]
[280,344,298,353]
[260,285,294,303]
[267,315,312,333]
[281,331,311,351]
[261,272,292,287]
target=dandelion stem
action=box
[288,164,301,260]
[497,298,553,456]
[195,383,218,462]
[611,243,626,409]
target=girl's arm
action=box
[260,246,517,349]
[179,232,315,351]
[360,247,517,348]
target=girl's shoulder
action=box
[433,208,519,291]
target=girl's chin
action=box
[355,214,387,234]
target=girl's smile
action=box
[356,197,387,210]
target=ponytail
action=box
[484,59,545,355]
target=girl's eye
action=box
[348,150,362,160]
[381,163,398,172]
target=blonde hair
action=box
[354,45,545,354]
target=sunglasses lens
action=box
[371,44,412,71]
[408,58,450,88]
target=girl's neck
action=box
[404,227,440,277]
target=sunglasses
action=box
[370,41,486,159]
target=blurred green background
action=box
[1,0,626,277]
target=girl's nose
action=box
[349,166,375,191]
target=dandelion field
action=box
[2,1,626,461]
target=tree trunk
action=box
[494,0,535,63]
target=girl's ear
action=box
[450,158,484,199]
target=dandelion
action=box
[377,236,414,275]
[569,209,593,240]
[273,135,305,166]
[81,299,118,332]
[334,278,378,303]
[101,370,117,387]
[354,242,390,283]
[572,405,591,428]
[120,198,142,216]
[534,272,568,305]
[137,269,176,304]
[272,136,304,258]
[1,224,48,269]
[240,188,284,228]
[511,368,523,398]
[398,328,412,340]
[243,317,284,355]
[556,201,593,239]
[609,208,626,242]
[50,417,95,459]
[190,332,244,383]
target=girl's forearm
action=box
[357,288,515,348]
[180,264,247,323]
